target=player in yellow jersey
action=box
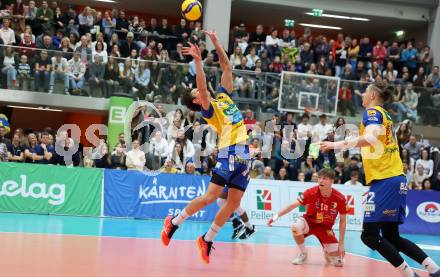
[321,81,439,277]
[160,31,251,264]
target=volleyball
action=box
[181,0,202,21]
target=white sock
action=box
[204,223,220,242]
[171,209,189,226]
[298,243,307,254]
[397,261,415,277]
[235,206,245,216]
[422,257,440,274]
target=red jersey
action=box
[298,186,347,229]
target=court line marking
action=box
[417,244,440,251]
[0,230,428,272]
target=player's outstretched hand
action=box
[204,30,218,43]
[267,218,275,227]
[182,42,202,61]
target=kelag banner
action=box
[104,169,218,221]
[0,163,102,216]
[400,190,440,235]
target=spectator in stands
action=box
[104,56,119,97]
[401,42,418,77]
[125,139,145,171]
[338,82,355,116]
[433,172,440,191]
[184,160,200,175]
[383,62,398,82]
[300,155,317,181]
[344,171,363,186]
[37,0,53,33]
[311,172,319,182]
[426,66,439,87]
[146,130,168,170]
[118,58,134,94]
[358,37,373,69]
[168,142,186,172]
[33,132,54,164]
[334,41,348,77]
[89,54,106,97]
[422,179,432,190]
[317,130,336,170]
[401,83,418,121]
[134,60,150,100]
[93,143,112,169]
[92,40,108,64]
[0,140,8,162]
[401,148,415,172]
[2,46,18,89]
[229,45,243,67]
[24,133,39,163]
[297,171,305,182]
[160,159,179,174]
[300,42,313,69]
[415,148,434,179]
[120,31,138,58]
[257,166,274,180]
[18,32,36,60]
[34,49,51,92]
[276,167,289,181]
[403,162,414,188]
[312,114,333,141]
[404,135,423,161]
[413,163,427,190]
[75,35,92,65]
[265,28,281,59]
[7,134,24,162]
[297,113,312,141]
[0,18,16,45]
[372,40,387,72]
[348,38,359,70]
[67,50,86,94]
[49,51,69,94]
[342,156,364,184]
[110,142,126,170]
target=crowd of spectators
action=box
[0,1,438,122]
[0,1,439,191]
[0,105,439,191]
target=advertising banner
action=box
[240,179,368,231]
[104,169,218,221]
[400,190,440,235]
[0,163,102,216]
[107,96,134,150]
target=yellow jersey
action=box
[201,91,248,149]
[359,106,404,184]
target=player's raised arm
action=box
[320,123,383,151]
[267,201,301,226]
[204,30,233,93]
[182,42,211,110]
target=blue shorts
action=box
[363,175,408,223]
[212,144,250,192]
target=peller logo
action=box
[256,189,272,211]
[416,202,440,223]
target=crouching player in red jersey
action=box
[267,168,347,266]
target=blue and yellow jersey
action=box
[201,88,248,149]
[359,105,404,184]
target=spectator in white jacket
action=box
[125,140,146,171]
[146,131,168,170]
[67,50,86,94]
[415,149,434,178]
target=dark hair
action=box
[182,90,200,111]
[318,168,336,180]
[370,80,395,103]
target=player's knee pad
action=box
[360,231,381,250]
[216,197,226,208]
[291,218,308,236]
[235,206,245,216]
